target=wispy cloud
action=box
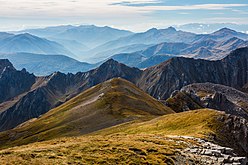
[115,3,248,11]
[0,0,247,31]
[110,0,162,6]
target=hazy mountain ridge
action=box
[0,53,96,76]
[176,23,248,34]
[2,26,247,75]
[0,33,76,58]
[107,34,248,68]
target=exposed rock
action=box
[166,82,248,119]
[0,59,14,72]
[0,59,142,132]
[137,47,248,100]
[0,59,35,104]
[218,114,248,157]
[178,136,248,165]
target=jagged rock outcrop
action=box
[0,59,35,104]
[138,47,248,100]
[181,136,248,164]
[0,59,14,72]
[218,114,248,157]
[166,82,248,119]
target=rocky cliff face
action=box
[0,59,14,72]
[0,59,142,132]
[137,47,248,100]
[0,59,36,104]
[218,114,248,157]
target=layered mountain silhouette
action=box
[5,26,247,75]
[89,27,248,62]
[0,53,96,76]
[18,25,133,54]
[0,33,76,58]
[109,37,248,68]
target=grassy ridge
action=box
[0,78,173,149]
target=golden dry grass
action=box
[0,109,225,165]
[0,78,174,149]
[94,109,224,139]
[0,134,186,165]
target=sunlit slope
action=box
[0,109,235,165]
[0,78,173,148]
[95,109,224,138]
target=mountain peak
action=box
[13,33,40,40]
[98,59,120,69]
[213,27,237,35]
[146,28,158,33]
[166,26,177,31]
[0,77,173,147]
[0,59,15,73]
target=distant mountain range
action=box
[0,25,246,75]
[109,35,248,68]
[17,25,133,56]
[176,23,248,34]
[0,33,76,58]
[0,53,96,76]
[87,27,248,63]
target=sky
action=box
[0,0,248,32]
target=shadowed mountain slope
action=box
[138,47,248,99]
[0,59,142,132]
[0,59,36,104]
[0,78,173,148]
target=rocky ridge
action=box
[138,47,248,100]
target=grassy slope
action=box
[0,109,225,165]
[0,78,173,148]
[94,109,224,138]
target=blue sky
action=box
[0,0,247,31]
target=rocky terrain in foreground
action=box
[179,136,247,165]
